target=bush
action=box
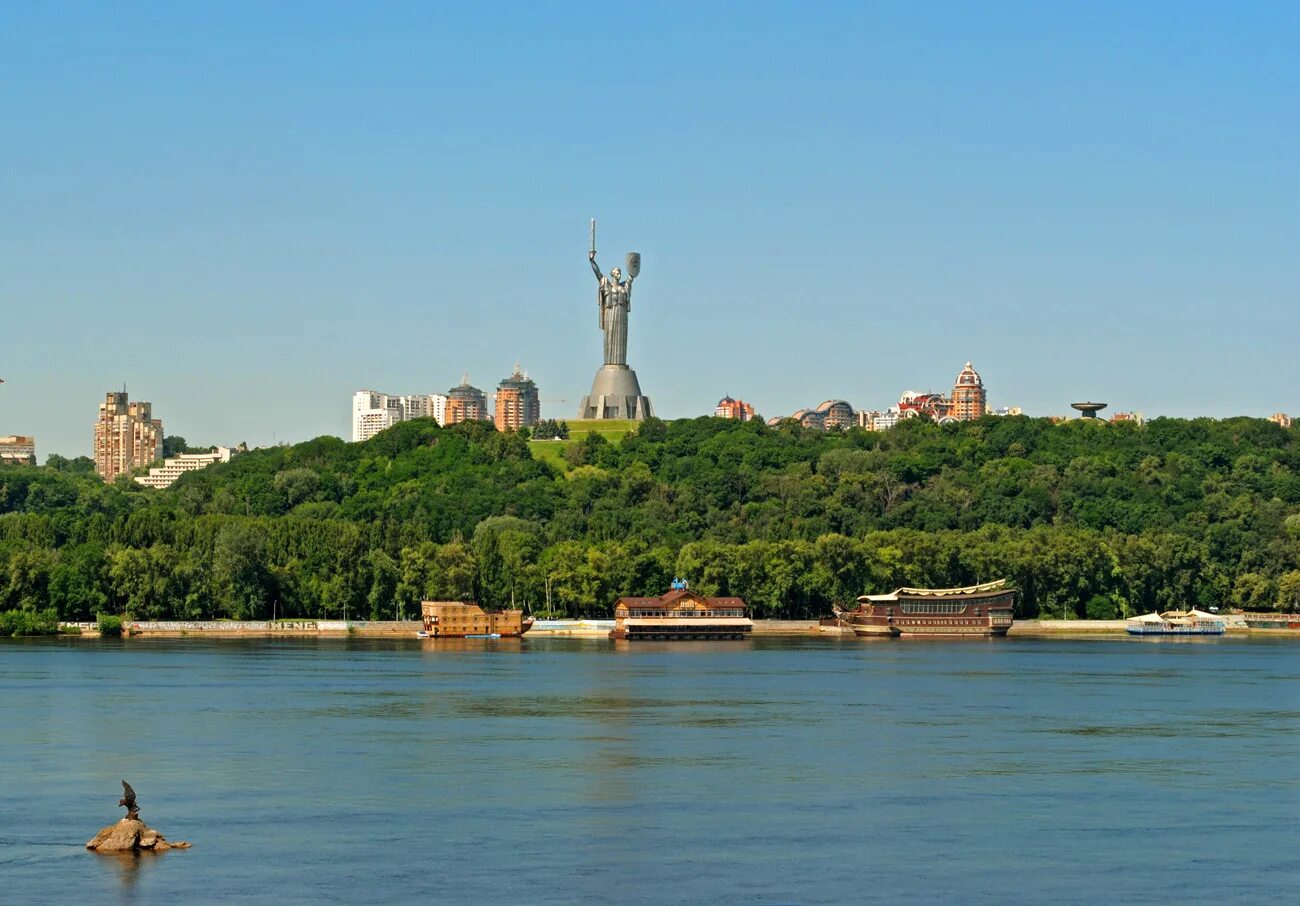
[1085,594,1118,620]
[97,614,124,637]
[0,608,60,636]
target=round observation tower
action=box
[1071,402,1108,419]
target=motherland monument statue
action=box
[578,219,654,420]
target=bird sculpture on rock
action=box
[118,780,140,820]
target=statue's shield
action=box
[626,252,641,279]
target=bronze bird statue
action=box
[118,780,140,820]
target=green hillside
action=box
[528,418,639,471]
[3,414,1300,628]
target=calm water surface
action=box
[1,636,1297,904]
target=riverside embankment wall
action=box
[58,617,1296,639]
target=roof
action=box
[897,580,1007,596]
[615,589,747,608]
[856,579,1011,604]
[624,616,759,621]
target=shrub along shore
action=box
[3,413,1300,634]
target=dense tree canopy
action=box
[3,413,1300,627]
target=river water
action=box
[1,635,1297,904]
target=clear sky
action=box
[2,1,1297,457]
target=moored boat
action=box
[419,601,534,638]
[1125,610,1225,635]
[834,580,1016,637]
[610,582,753,641]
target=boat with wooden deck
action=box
[1241,612,1300,630]
[610,582,753,641]
[834,580,1016,637]
[418,601,534,638]
[1125,609,1225,636]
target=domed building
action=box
[768,398,857,431]
[813,399,855,430]
[949,362,987,421]
[444,375,490,425]
[714,395,756,421]
[793,408,825,429]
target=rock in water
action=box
[86,818,191,852]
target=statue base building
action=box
[579,365,653,420]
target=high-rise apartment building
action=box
[714,396,756,421]
[0,435,36,465]
[94,392,163,481]
[352,390,449,441]
[949,362,987,421]
[494,365,540,432]
[445,376,489,425]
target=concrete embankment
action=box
[83,618,826,638]
[1009,619,1128,636]
[750,620,821,635]
[58,617,1300,639]
[83,620,424,638]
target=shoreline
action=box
[51,617,1300,639]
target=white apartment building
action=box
[352,390,449,442]
[135,447,233,489]
[0,435,36,465]
[871,407,902,431]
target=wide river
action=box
[1,635,1297,904]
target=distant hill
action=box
[2,414,1299,625]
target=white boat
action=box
[1125,610,1226,635]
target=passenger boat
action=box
[833,580,1015,637]
[1125,610,1226,635]
[418,601,534,638]
[1241,613,1300,630]
[610,582,753,641]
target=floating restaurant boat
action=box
[418,601,534,638]
[1241,612,1300,630]
[610,582,753,641]
[834,580,1016,637]
[1125,610,1226,636]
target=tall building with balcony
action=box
[494,365,540,432]
[0,435,36,465]
[352,390,450,441]
[94,391,163,481]
[949,362,987,421]
[714,396,756,421]
[445,376,489,425]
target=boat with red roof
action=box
[610,581,753,641]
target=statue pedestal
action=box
[579,365,653,420]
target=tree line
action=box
[2,413,1299,631]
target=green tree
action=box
[1274,570,1300,613]
[211,523,270,619]
[1230,572,1274,612]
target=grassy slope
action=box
[528,419,639,470]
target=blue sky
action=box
[2,2,1297,457]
